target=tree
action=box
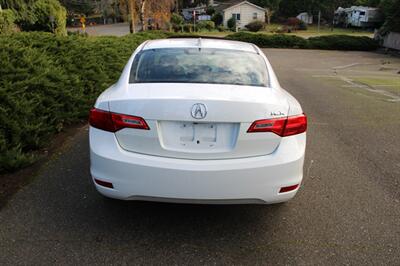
[251,0,282,24]
[379,0,400,33]
[0,0,67,35]
[355,0,381,5]
[128,0,136,32]
[59,0,95,16]
[211,12,223,26]
[227,16,236,30]
[0,0,36,27]
[126,0,174,32]
[139,0,146,31]
[170,12,183,31]
[31,0,67,35]
[206,6,215,15]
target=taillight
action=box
[247,118,286,135]
[111,113,149,130]
[89,108,114,132]
[247,114,307,137]
[89,108,149,132]
[283,114,307,137]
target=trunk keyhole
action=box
[197,140,200,144]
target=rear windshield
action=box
[129,48,268,87]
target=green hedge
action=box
[195,20,215,31]
[245,20,265,32]
[308,35,379,51]
[226,32,308,48]
[0,31,169,172]
[226,32,378,51]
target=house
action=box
[296,12,313,24]
[214,1,265,29]
[334,6,383,28]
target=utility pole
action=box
[318,10,321,34]
[193,10,196,32]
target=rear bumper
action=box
[89,127,306,204]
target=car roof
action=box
[142,38,259,53]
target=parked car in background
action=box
[89,38,307,204]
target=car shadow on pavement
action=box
[84,193,286,243]
[61,131,287,246]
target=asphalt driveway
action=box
[0,49,399,265]
[68,23,131,36]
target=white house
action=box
[215,1,266,29]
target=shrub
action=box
[0,31,169,173]
[227,17,236,30]
[0,9,16,34]
[217,25,227,32]
[211,12,223,26]
[31,0,67,35]
[286,17,302,30]
[308,35,379,51]
[196,20,215,31]
[170,13,184,32]
[245,20,265,32]
[274,25,289,33]
[4,0,67,35]
[298,21,308,31]
[226,32,308,48]
[226,32,378,51]
[183,23,193,32]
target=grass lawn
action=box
[351,77,400,95]
[195,24,374,38]
[264,24,374,38]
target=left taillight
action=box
[247,114,307,137]
[89,108,149,132]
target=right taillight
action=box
[89,108,149,132]
[247,113,307,137]
[282,114,307,137]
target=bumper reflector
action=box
[279,184,299,193]
[94,179,114,189]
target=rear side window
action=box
[129,48,268,87]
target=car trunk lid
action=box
[108,83,289,159]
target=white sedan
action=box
[89,38,307,204]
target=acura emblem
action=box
[191,103,207,119]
